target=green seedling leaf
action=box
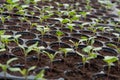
[88,53,97,60]
[0,64,7,72]
[93,47,102,51]
[82,46,93,53]
[1,35,12,44]
[56,30,64,37]
[9,67,21,72]
[67,24,74,32]
[0,16,6,24]
[37,25,50,35]
[20,69,27,76]
[34,70,45,80]
[59,48,74,57]
[7,58,18,65]
[0,30,5,35]
[69,10,76,16]
[28,66,36,72]
[61,18,70,24]
[26,42,39,54]
[44,51,57,62]
[103,56,118,66]
[80,36,88,42]
[106,43,117,48]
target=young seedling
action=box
[68,10,76,18]
[85,0,92,11]
[0,16,6,25]
[79,22,90,30]
[83,36,96,46]
[55,18,70,27]
[56,30,64,48]
[67,23,75,32]
[0,30,5,35]
[30,23,37,30]
[5,0,19,13]
[70,15,81,23]
[79,11,90,20]
[43,51,57,69]
[31,0,40,5]
[59,48,74,58]
[18,42,44,66]
[12,34,22,45]
[36,25,50,44]
[34,70,45,80]
[10,66,36,80]
[69,36,87,50]
[76,51,97,71]
[0,35,12,46]
[82,45,102,56]
[0,58,18,80]
[26,42,45,64]
[103,56,118,80]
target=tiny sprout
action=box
[37,25,50,35]
[34,70,45,80]
[37,25,50,43]
[30,23,37,29]
[56,30,64,42]
[79,22,90,29]
[76,51,97,71]
[0,58,18,80]
[79,11,90,19]
[67,23,75,32]
[0,16,6,24]
[103,56,118,80]
[26,42,45,63]
[12,34,21,45]
[0,35,12,45]
[61,18,70,27]
[43,51,57,69]
[55,18,70,27]
[82,45,102,56]
[59,48,74,58]
[0,30,5,35]
[69,37,87,50]
[103,56,118,66]
[10,66,36,80]
[68,10,76,18]
[83,36,96,46]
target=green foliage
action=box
[34,70,45,80]
[10,66,36,80]
[67,23,75,32]
[0,35,12,45]
[103,56,118,67]
[79,11,90,19]
[59,48,74,57]
[36,25,50,36]
[12,34,21,45]
[56,30,64,42]
[44,51,57,62]
[76,51,97,65]
[82,45,102,56]
[0,58,18,78]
